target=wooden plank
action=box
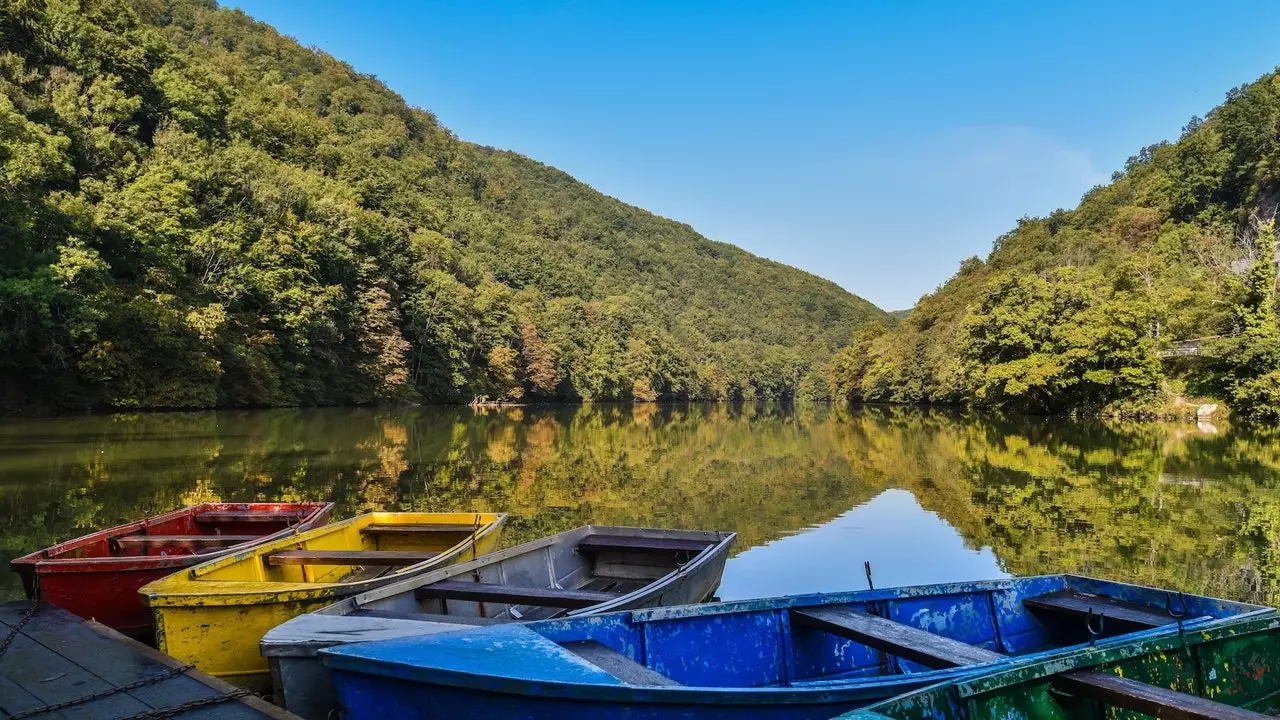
[195,511,310,523]
[1055,670,1271,720]
[360,524,479,534]
[579,576,646,594]
[348,609,505,625]
[790,606,1004,669]
[414,580,619,609]
[113,535,260,547]
[1024,590,1174,628]
[561,641,682,687]
[577,535,712,554]
[266,550,440,566]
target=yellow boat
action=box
[138,511,506,690]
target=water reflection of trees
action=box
[4,406,1280,604]
[830,408,1280,604]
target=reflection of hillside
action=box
[830,410,1280,604]
[396,404,886,549]
[5,407,1280,604]
[0,405,885,598]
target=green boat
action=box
[842,612,1280,720]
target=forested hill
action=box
[828,66,1280,419]
[0,0,885,412]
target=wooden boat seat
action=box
[1024,590,1174,628]
[1055,670,1270,720]
[561,640,682,687]
[266,550,441,566]
[361,523,479,534]
[112,535,259,547]
[414,580,620,609]
[576,535,713,555]
[348,609,506,625]
[194,510,311,523]
[579,576,646,594]
[790,606,1004,669]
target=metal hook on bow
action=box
[1165,591,1188,620]
[1086,608,1105,646]
[1167,590,1190,654]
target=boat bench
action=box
[348,609,507,625]
[360,524,479,534]
[576,535,713,555]
[790,606,1004,669]
[414,580,620,609]
[194,510,311,523]
[561,640,682,687]
[1023,590,1175,628]
[1056,670,1270,720]
[113,534,259,547]
[266,550,441,566]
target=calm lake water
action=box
[3,404,1280,604]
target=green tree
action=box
[1205,220,1280,420]
[959,268,1162,413]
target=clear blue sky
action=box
[227,1,1277,311]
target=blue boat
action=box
[318,575,1268,720]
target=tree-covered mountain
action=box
[828,67,1280,419]
[0,0,885,412]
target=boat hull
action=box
[321,575,1268,720]
[264,525,736,720]
[141,511,506,691]
[8,502,333,639]
[331,671,867,720]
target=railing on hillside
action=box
[1157,333,1237,358]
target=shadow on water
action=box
[3,404,1280,604]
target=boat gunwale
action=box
[628,574,1266,623]
[10,502,335,573]
[318,576,1271,707]
[139,511,509,607]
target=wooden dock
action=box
[0,601,299,720]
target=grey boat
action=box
[260,524,736,719]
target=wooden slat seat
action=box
[414,580,620,609]
[266,550,440,566]
[1024,590,1175,628]
[576,535,713,555]
[1055,671,1270,720]
[360,524,479,534]
[348,609,506,625]
[195,510,310,523]
[113,535,259,547]
[791,606,1004,669]
[561,640,682,687]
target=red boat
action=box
[9,502,334,639]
